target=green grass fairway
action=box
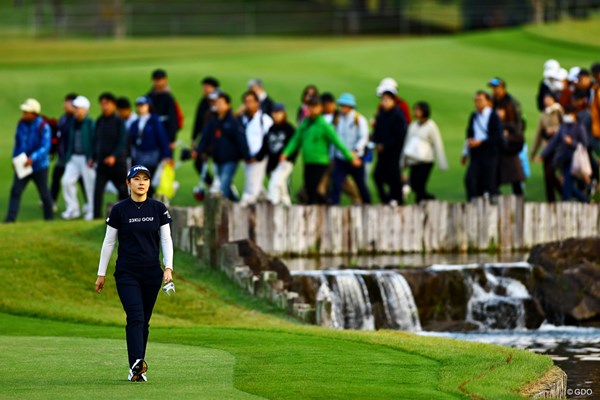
[1,21,599,221]
[0,336,260,400]
[0,221,554,399]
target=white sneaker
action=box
[128,359,148,382]
[82,204,91,215]
[61,210,81,220]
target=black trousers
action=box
[465,154,499,201]
[542,155,561,202]
[5,169,54,222]
[409,162,435,203]
[115,265,163,368]
[374,154,403,204]
[94,162,128,219]
[304,163,329,204]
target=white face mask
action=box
[563,114,575,124]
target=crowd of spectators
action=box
[5,60,600,222]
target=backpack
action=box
[38,116,59,155]
[174,100,184,130]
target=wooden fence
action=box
[170,195,600,263]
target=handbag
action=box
[403,134,432,162]
[571,143,592,182]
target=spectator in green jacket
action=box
[281,96,361,204]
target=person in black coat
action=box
[147,69,179,147]
[191,77,219,195]
[197,92,250,201]
[462,91,503,202]
[372,90,407,205]
[93,92,129,219]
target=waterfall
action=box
[311,270,420,331]
[376,271,422,331]
[329,272,375,330]
[466,270,531,330]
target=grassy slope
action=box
[0,221,552,399]
[0,23,599,221]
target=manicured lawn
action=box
[0,22,599,221]
[0,221,553,399]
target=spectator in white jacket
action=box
[239,90,273,206]
[330,93,370,204]
[401,101,448,203]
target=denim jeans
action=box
[217,162,239,201]
[330,159,371,205]
[561,163,589,203]
[5,169,54,222]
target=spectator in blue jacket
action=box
[197,92,250,201]
[542,105,590,202]
[4,98,54,222]
[50,92,78,207]
[129,96,172,197]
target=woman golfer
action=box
[95,164,173,382]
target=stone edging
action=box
[520,366,567,399]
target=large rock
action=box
[529,237,600,327]
[401,269,472,331]
[234,239,292,287]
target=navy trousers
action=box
[115,265,163,367]
[5,169,54,222]
[330,159,371,205]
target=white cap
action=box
[568,66,581,82]
[20,98,41,114]
[551,67,568,81]
[72,95,90,110]
[376,85,398,97]
[544,59,560,72]
[378,77,398,88]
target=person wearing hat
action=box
[248,78,275,116]
[129,96,172,198]
[95,164,174,382]
[256,103,297,205]
[537,59,560,112]
[375,78,411,124]
[61,95,97,220]
[489,77,526,196]
[330,93,371,205]
[147,68,181,147]
[281,95,361,205]
[4,99,54,223]
[92,92,129,219]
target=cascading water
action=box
[375,271,421,331]
[465,267,532,330]
[330,272,375,330]
[304,270,420,331]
